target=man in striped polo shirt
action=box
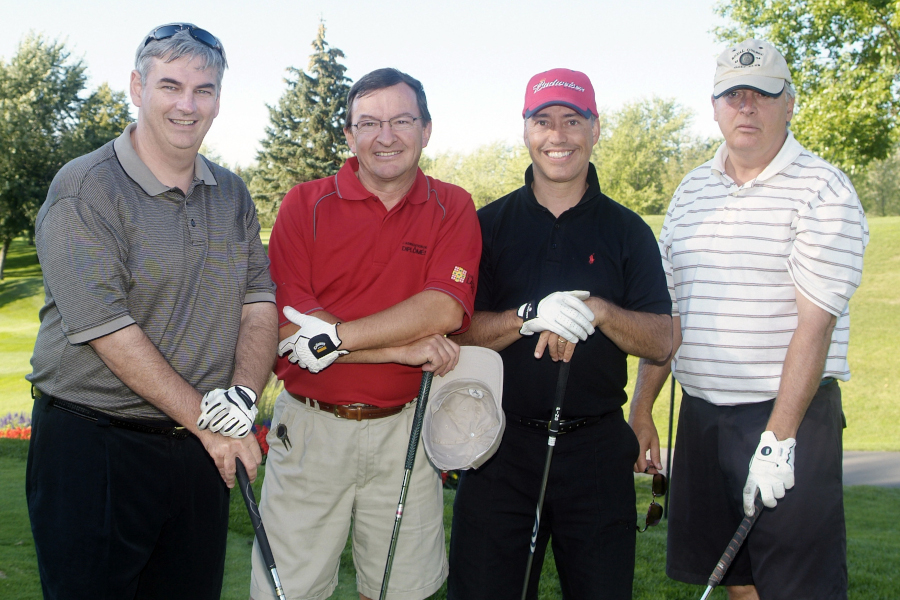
[630,40,868,599]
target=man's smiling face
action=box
[344,82,431,193]
[130,55,221,155]
[524,105,600,187]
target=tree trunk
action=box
[0,238,9,281]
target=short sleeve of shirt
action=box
[788,175,868,317]
[659,192,680,317]
[37,196,136,344]
[239,183,276,304]
[421,183,481,331]
[268,186,323,325]
[622,214,672,316]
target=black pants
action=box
[26,394,230,600]
[667,383,847,599]
[448,408,639,600]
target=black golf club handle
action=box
[404,371,434,469]
[235,458,286,600]
[705,494,765,589]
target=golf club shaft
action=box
[379,371,434,600]
[699,494,764,599]
[521,360,571,600]
[665,374,675,518]
[236,458,286,600]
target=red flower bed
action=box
[0,426,31,440]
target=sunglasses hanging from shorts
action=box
[142,24,223,55]
[637,472,668,533]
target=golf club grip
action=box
[548,361,571,435]
[706,495,764,588]
[404,371,434,469]
[235,458,277,571]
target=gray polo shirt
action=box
[28,123,276,421]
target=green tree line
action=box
[5,7,900,278]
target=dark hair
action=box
[345,68,431,127]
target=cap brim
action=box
[714,75,786,98]
[428,347,503,400]
[523,101,594,119]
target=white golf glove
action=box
[278,306,348,373]
[518,291,595,343]
[743,430,796,516]
[196,385,258,439]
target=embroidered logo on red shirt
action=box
[451,266,468,283]
[401,242,428,256]
[589,254,595,264]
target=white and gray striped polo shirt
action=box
[660,131,868,405]
[28,124,276,420]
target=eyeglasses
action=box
[142,24,223,55]
[637,472,667,533]
[350,116,423,135]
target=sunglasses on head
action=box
[143,24,222,55]
[637,472,667,533]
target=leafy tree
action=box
[715,0,899,174]
[66,83,132,157]
[0,35,85,279]
[855,147,900,215]
[251,22,351,222]
[422,142,532,209]
[593,98,715,214]
[0,35,132,278]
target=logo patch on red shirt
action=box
[451,266,468,283]
[401,242,428,256]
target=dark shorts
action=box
[667,382,847,599]
[448,408,639,600]
[26,394,230,600]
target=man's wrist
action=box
[584,296,604,327]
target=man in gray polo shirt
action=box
[26,24,277,599]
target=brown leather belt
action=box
[290,393,405,421]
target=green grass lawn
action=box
[2,439,897,599]
[3,215,899,450]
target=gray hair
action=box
[135,24,228,90]
[784,81,796,102]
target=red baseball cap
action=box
[523,68,598,119]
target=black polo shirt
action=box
[475,163,670,420]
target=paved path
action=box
[654,449,900,488]
[843,451,900,487]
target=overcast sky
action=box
[4,0,729,167]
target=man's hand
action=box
[197,385,258,438]
[394,334,461,376]
[534,331,577,362]
[628,408,662,473]
[278,306,348,373]
[198,431,263,488]
[743,430,796,516]
[518,291,595,343]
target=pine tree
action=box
[251,22,351,222]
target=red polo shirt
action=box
[268,158,481,407]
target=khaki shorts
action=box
[250,389,448,600]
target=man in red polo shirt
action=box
[250,68,481,600]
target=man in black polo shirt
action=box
[448,69,672,599]
[26,24,276,599]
